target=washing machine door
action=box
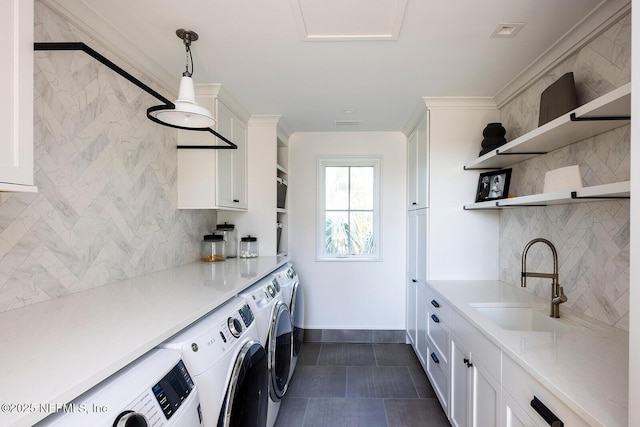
[290,281,304,358]
[218,340,268,427]
[268,301,292,401]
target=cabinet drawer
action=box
[502,355,589,426]
[426,340,449,415]
[426,310,449,365]
[425,286,450,324]
[449,309,500,381]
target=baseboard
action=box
[302,329,405,344]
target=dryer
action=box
[35,348,203,427]
[273,262,304,378]
[159,297,269,427]
[239,276,292,427]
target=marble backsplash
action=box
[0,2,217,312]
[498,13,630,330]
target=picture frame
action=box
[475,169,512,202]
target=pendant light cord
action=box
[183,38,194,77]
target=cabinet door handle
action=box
[430,300,440,308]
[412,202,417,205]
[412,279,417,283]
[530,396,564,427]
[463,358,473,368]
[233,199,240,203]
[431,314,440,323]
[430,352,439,364]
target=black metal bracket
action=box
[497,203,548,207]
[570,112,630,122]
[463,166,501,171]
[496,150,547,156]
[34,42,237,149]
[570,191,629,200]
[463,203,500,210]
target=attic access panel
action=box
[292,0,407,41]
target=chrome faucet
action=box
[521,238,567,318]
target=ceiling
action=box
[45,0,616,133]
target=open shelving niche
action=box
[276,137,288,255]
[463,83,631,210]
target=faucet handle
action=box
[553,286,568,305]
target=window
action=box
[317,156,381,260]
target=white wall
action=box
[288,132,406,329]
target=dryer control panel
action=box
[151,360,195,420]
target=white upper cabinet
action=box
[406,116,428,210]
[214,102,248,209]
[177,85,248,210]
[0,0,36,192]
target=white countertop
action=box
[427,280,628,427]
[0,256,288,427]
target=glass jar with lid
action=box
[239,235,259,258]
[214,222,238,258]
[201,234,226,262]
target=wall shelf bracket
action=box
[569,112,630,122]
[496,150,548,156]
[570,191,630,200]
[34,41,237,149]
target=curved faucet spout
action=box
[521,238,565,318]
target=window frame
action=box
[316,156,382,261]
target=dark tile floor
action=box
[275,343,451,427]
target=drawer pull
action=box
[431,314,440,323]
[530,396,564,427]
[412,279,417,283]
[430,352,440,364]
[430,299,440,308]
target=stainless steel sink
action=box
[470,303,589,332]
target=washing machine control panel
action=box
[238,303,254,327]
[151,360,195,420]
[271,277,281,293]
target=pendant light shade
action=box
[147,29,216,130]
[149,76,216,128]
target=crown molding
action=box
[494,0,631,107]
[403,97,497,135]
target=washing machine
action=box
[239,276,292,427]
[159,297,269,427]
[272,263,304,378]
[35,348,203,427]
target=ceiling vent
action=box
[490,22,525,38]
[335,120,361,127]
[292,0,407,41]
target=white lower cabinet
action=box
[426,337,449,415]
[502,355,588,426]
[449,322,500,427]
[406,278,417,348]
[424,285,450,414]
[418,284,591,427]
[503,391,537,427]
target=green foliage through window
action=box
[319,160,379,259]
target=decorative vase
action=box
[482,122,506,138]
[479,123,507,156]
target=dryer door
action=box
[218,340,268,427]
[290,281,304,358]
[269,301,293,401]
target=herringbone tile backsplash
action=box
[498,13,630,330]
[0,2,217,312]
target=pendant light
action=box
[147,29,216,130]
